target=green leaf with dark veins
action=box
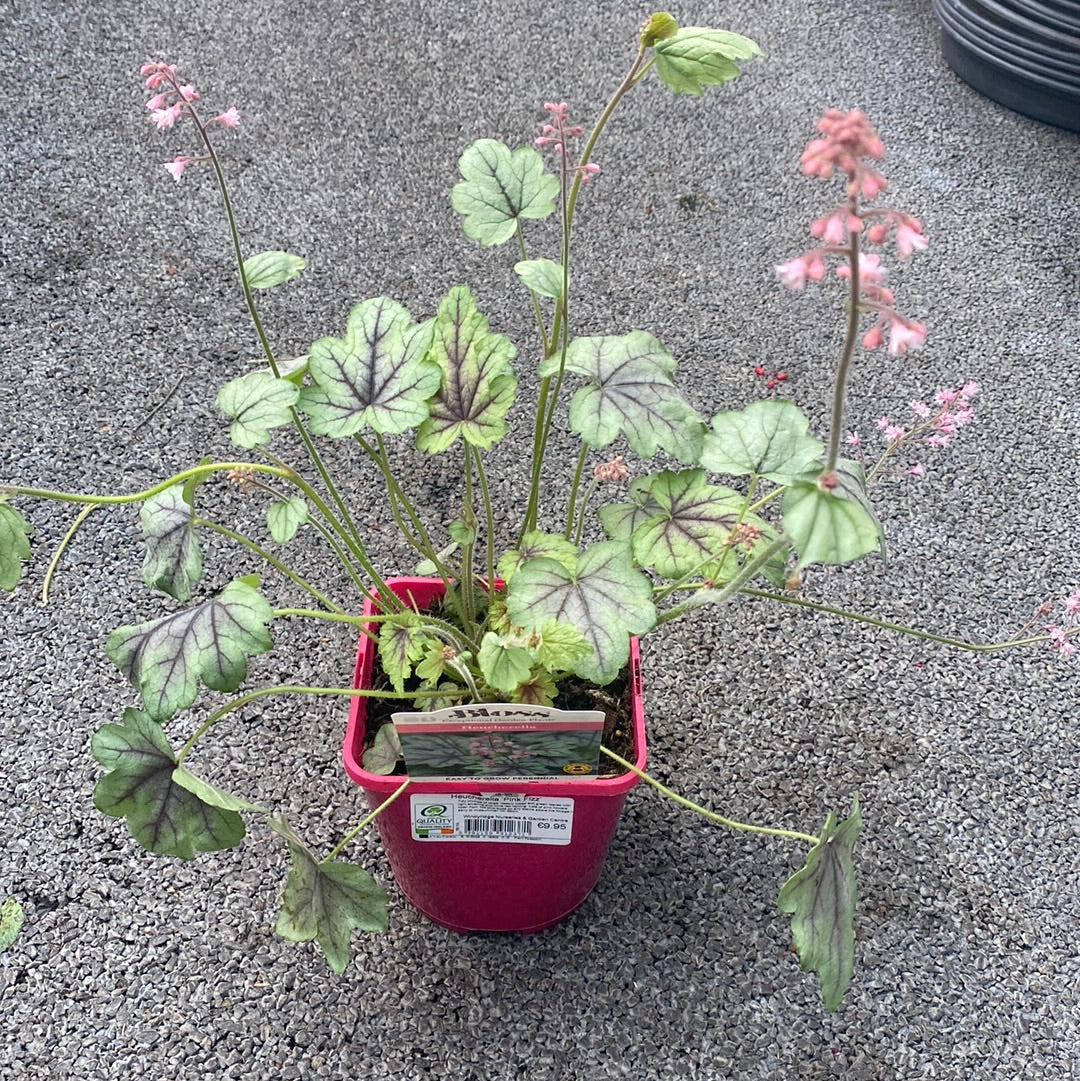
[653,27,762,97]
[0,898,25,953]
[701,400,824,483]
[451,139,559,246]
[539,332,704,464]
[0,502,33,592]
[628,469,745,579]
[242,250,307,290]
[362,724,402,775]
[92,708,245,858]
[271,816,388,974]
[830,458,886,559]
[378,613,427,694]
[506,541,656,684]
[782,474,883,567]
[514,258,565,300]
[598,477,664,543]
[299,297,438,438]
[106,577,274,722]
[496,531,578,584]
[415,285,517,453]
[777,798,861,1012]
[216,370,300,449]
[140,485,203,602]
[267,496,308,544]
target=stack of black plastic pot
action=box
[933,0,1080,132]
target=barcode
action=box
[462,817,533,836]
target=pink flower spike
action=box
[213,107,241,128]
[887,320,927,357]
[883,424,906,442]
[935,388,958,405]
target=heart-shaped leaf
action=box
[140,485,203,602]
[362,724,402,775]
[653,27,762,97]
[598,477,664,543]
[506,541,656,684]
[242,250,306,290]
[540,332,704,464]
[299,297,438,438]
[782,471,883,566]
[514,258,565,300]
[701,400,824,483]
[106,577,274,721]
[478,632,534,695]
[496,531,578,584]
[415,285,517,453]
[267,496,308,544]
[777,798,861,1012]
[0,502,33,592]
[624,469,746,579]
[216,370,300,449]
[271,816,388,974]
[533,619,591,674]
[451,139,558,246]
[92,708,246,859]
[0,898,24,953]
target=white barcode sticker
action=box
[409,793,574,845]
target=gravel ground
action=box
[2,0,1079,1078]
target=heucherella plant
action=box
[0,13,1074,1008]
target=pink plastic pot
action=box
[342,577,646,932]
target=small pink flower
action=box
[866,223,889,245]
[907,462,925,477]
[776,257,809,290]
[846,432,861,447]
[958,381,981,400]
[1063,590,1080,618]
[213,107,241,128]
[862,325,884,350]
[883,424,906,442]
[935,388,958,405]
[579,161,601,183]
[146,92,169,111]
[887,320,926,357]
[896,220,928,259]
[164,157,188,181]
[1046,625,1076,658]
[178,84,199,101]
[150,103,184,130]
[910,400,931,419]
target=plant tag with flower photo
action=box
[391,704,604,781]
[409,793,575,844]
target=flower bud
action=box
[640,12,679,47]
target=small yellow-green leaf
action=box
[0,898,25,952]
[242,250,307,290]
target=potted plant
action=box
[1,12,1075,1011]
